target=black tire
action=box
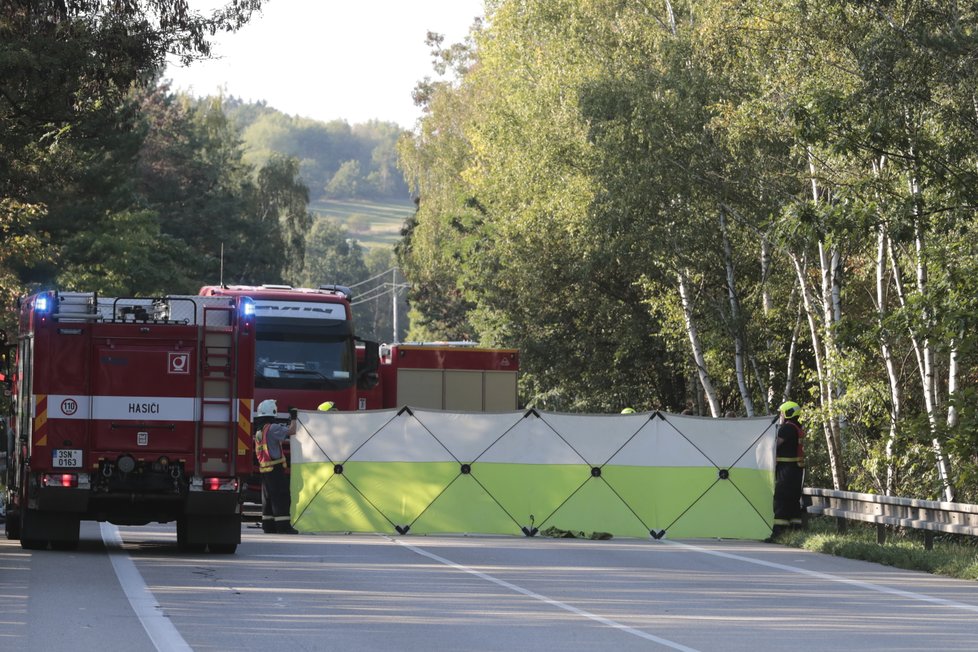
[19,507,46,549]
[208,543,237,554]
[5,509,20,540]
[175,516,206,553]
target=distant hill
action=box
[221,99,415,249]
[310,198,415,249]
[223,98,410,207]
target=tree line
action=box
[397,0,978,502]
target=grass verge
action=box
[774,516,978,580]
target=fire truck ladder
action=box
[198,304,237,476]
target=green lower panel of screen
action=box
[291,462,773,539]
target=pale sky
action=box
[163,1,485,129]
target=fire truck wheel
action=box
[209,543,237,554]
[19,508,47,549]
[20,537,47,550]
[176,517,206,553]
[4,511,20,540]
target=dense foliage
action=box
[1,1,270,304]
[222,99,411,203]
[398,0,978,501]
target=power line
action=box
[347,267,398,290]
[352,282,409,306]
[355,279,398,301]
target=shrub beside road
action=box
[774,516,978,581]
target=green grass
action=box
[310,198,415,250]
[774,516,978,580]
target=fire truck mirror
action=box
[356,339,381,390]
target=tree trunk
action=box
[783,301,802,403]
[720,210,754,416]
[677,270,721,417]
[876,222,901,496]
[819,242,847,453]
[887,161,953,502]
[790,251,847,490]
[760,232,775,412]
[801,148,847,490]
[909,161,954,502]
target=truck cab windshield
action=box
[254,319,353,390]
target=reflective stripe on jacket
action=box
[255,424,287,473]
[775,420,806,467]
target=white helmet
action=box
[256,399,278,418]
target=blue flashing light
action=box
[35,295,51,314]
[240,296,256,318]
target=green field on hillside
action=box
[310,198,415,249]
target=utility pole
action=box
[392,267,399,343]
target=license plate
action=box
[52,449,82,468]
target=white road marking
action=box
[664,539,978,613]
[100,523,194,652]
[394,538,702,652]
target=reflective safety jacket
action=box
[255,423,288,472]
[776,420,805,467]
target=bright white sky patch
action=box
[164,0,485,129]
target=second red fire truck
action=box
[199,284,520,415]
[198,284,520,506]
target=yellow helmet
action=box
[620,407,636,414]
[317,401,335,412]
[779,401,801,419]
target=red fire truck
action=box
[199,284,379,414]
[199,284,381,506]
[199,284,519,414]
[197,284,519,506]
[2,291,256,552]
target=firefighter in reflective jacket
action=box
[255,399,298,534]
[773,400,806,535]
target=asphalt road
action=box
[1,521,977,651]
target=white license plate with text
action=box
[52,449,82,468]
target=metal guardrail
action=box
[803,487,978,549]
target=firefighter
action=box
[620,407,636,414]
[773,400,806,536]
[317,401,335,412]
[255,399,298,534]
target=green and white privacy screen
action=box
[291,409,777,540]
